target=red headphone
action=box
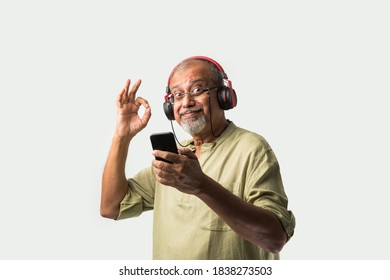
[163,56,237,120]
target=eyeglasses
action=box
[169,86,219,104]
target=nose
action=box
[181,93,195,108]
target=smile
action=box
[179,108,203,118]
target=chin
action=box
[180,115,207,135]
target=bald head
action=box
[169,59,224,90]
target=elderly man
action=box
[100,56,295,259]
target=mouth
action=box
[179,108,203,118]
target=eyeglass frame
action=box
[167,85,220,104]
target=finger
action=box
[153,171,172,186]
[123,79,130,93]
[152,163,177,186]
[152,151,179,164]
[169,153,183,164]
[116,88,125,108]
[135,96,152,124]
[128,79,142,101]
[152,159,175,174]
[134,96,150,108]
[116,79,130,108]
[179,148,197,159]
[116,89,128,109]
[123,79,133,104]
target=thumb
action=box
[178,148,197,159]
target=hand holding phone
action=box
[150,132,178,163]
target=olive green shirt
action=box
[117,122,295,259]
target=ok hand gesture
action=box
[115,79,152,139]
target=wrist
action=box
[195,174,213,197]
[112,133,133,145]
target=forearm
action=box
[196,176,287,253]
[101,135,132,219]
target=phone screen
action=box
[150,132,178,163]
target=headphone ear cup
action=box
[217,86,237,110]
[163,101,175,120]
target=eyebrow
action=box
[170,79,207,91]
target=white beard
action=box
[180,115,207,135]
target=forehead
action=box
[170,60,212,89]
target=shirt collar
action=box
[180,120,236,152]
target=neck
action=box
[192,117,229,148]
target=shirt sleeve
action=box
[245,148,296,238]
[116,166,156,220]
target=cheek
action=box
[173,103,182,121]
[204,98,219,115]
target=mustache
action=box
[179,107,203,116]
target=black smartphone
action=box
[150,132,178,163]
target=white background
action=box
[0,0,389,260]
